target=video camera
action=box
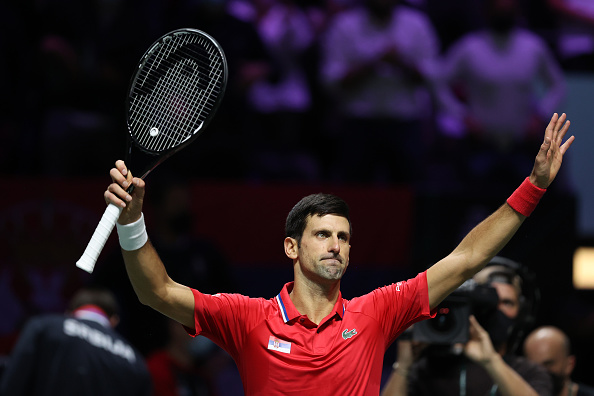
[413,279,500,344]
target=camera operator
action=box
[382,258,552,396]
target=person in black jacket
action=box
[0,287,151,396]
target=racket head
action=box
[126,28,228,158]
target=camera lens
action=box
[429,307,456,333]
[412,296,471,344]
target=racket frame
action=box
[126,28,228,180]
[76,28,228,273]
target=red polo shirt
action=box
[187,271,433,395]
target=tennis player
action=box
[104,113,573,395]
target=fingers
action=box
[109,166,127,187]
[115,159,128,176]
[105,181,132,208]
[111,160,133,187]
[538,113,558,156]
[555,114,573,149]
[468,315,488,340]
[560,135,575,155]
[543,112,559,144]
[553,113,568,143]
[105,161,145,208]
[554,112,566,138]
[544,112,574,154]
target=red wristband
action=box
[506,177,546,217]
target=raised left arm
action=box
[426,113,574,309]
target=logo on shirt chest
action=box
[267,336,292,354]
[342,328,357,340]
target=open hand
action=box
[530,113,575,189]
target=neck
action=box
[289,278,340,325]
[489,28,514,42]
[73,305,111,328]
[369,13,391,27]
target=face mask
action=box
[482,310,516,350]
[549,371,566,396]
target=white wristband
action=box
[116,213,148,251]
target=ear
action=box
[566,355,576,376]
[284,237,298,260]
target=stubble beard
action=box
[298,243,347,282]
[314,258,345,281]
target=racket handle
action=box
[76,203,123,273]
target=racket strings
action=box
[165,37,222,145]
[129,33,225,153]
[134,41,224,102]
[134,36,223,95]
[142,37,223,86]
[145,58,203,149]
[133,44,221,149]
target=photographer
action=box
[382,258,552,396]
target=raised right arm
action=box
[105,160,195,329]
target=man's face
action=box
[296,214,351,283]
[491,282,519,319]
[525,339,570,377]
[524,330,575,385]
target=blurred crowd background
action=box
[1,0,594,394]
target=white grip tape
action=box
[76,203,122,273]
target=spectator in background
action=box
[147,318,233,396]
[423,0,485,52]
[239,0,321,181]
[547,0,594,72]
[0,287,151,396]
[320,0,440,185]
[434,0,566,189]
[524,326,594,396]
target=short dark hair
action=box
[68,287,120,318]
[475,256,524,297]
[285,193,351,244]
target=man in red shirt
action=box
[104,113,573,395]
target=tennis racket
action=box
[76,28,228,273]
